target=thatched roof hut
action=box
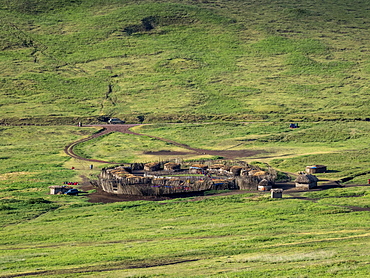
[258,179,269,186]
[49,186,72,195]
[212,179,231,190]
[271,188,283,198]
[249,170,266,176]
[164,162,181,171]
[189,164,208,174]
[295,174,318,189]
[210,164,225,169]
[305,165,327,174]
[230,166,243,176]
[191,164,208,169]
[257,178,272,191]
[144,162,161,172]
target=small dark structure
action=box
[230,166,243,176]
[295,174,318,189]
[49,186,72,195]
[144,162,161,172]
[164,162,181,171]
[305,165,327,174]
[271,188,283,198]
[189,164,208,174]
[108,118,125,124]
[210,164,225,170]
[257,178,272,191]
[289,123,299,128]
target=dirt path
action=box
[64,124,140,164]
[64,124,262,163]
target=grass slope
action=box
[1,191,370,277]
[1,123,370,276]
[1,0,370,123]
[1,0,370,277]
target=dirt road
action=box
[64,124,262,163]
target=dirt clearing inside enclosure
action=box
[143,149,261,159]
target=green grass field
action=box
[1,122,370,277]
[1,187,370,277]
[1,0,370,277]
[1,0,370,123]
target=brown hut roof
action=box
[145,162,160,167]
[210,164,225,169]
[164,162,181,169]
[306,165,326,169]
[295,174,318,184]
[230,166,243,175]
[191,164,208,169]
[258,179,269,186]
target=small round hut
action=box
[230,166,243,176]
[208,164,225,174]
[189,164,208,174]
[210,164,225,169]
[258,178,272,191]
[164,162,181,172]
[305,165,327,174]
[249,170,267,176]
[144,162,161,172]
[295,174,318,189]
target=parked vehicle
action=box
[64,188,79,195]
[108,118,125,124]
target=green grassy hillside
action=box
[1,0,370,123]
[1,189,370,277]
[1,123,370,277]
[1,1,370,277]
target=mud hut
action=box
[49,186,72,195]
[295,174,318,189]
[271,188,283,198]
[230,166,243,176]
[249,170,266,176]
[210,164,225,169]
[257,178,272,191]
[109,166,132,177]
[305,165,327,174]
[189,164,208,174]
[144,162,161,172]
[164,162,181,171]
[212,179,233,190]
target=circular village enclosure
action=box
[95,160,279,196]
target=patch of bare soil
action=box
[143,150,192,156]
[2,258,200,278]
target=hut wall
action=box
[305,165,327,174]
[235,177,258,190]
[131,163,144,170]
[271,189,283,198]
[144,164,161,171]
[164,163,181,171]
[49,186,72,195]
[295,182,317,189]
